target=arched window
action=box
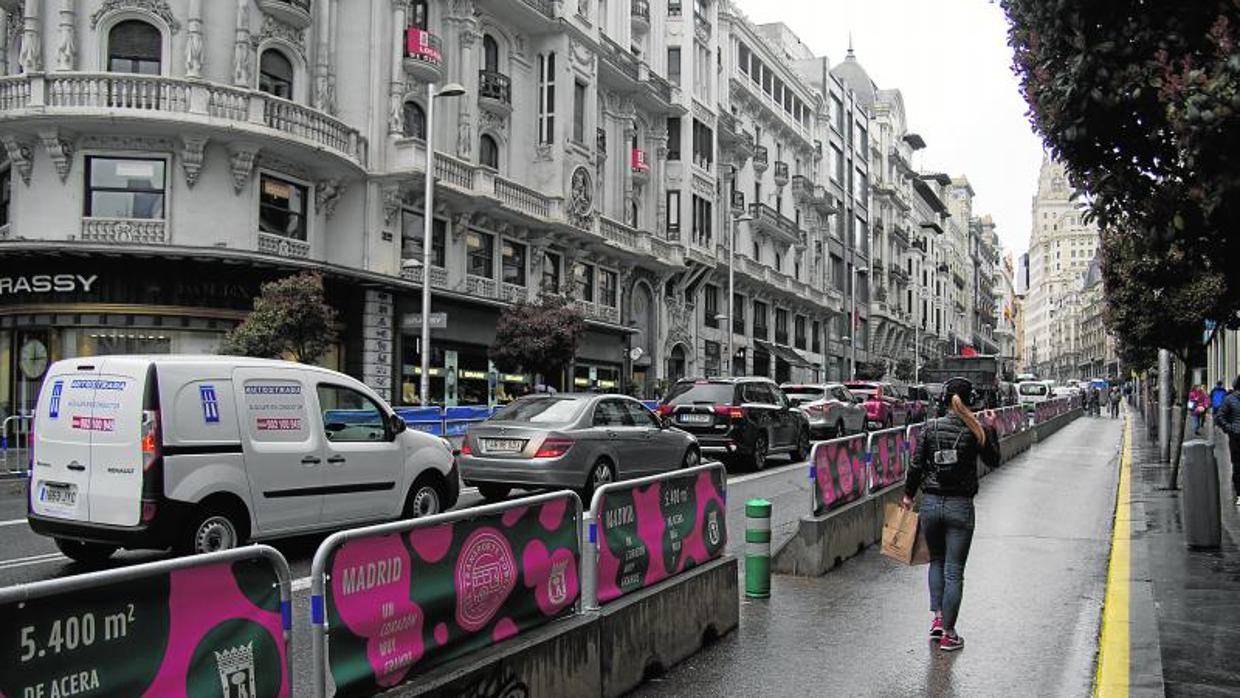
[483,35,500,73]
[479,134,499,169]
[668,345,687,381]
[258,49,294,99]
[108,20,161,74]
[403,101,426,139]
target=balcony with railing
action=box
[812,185,836,215]
[749,203,803,248]
[2,73,368,167]
[773,161,789,187]
[889,265,910,286]
[80,217,166,245]
[631,0,650,31]
[752,145,769,173]
[258,232,311,259]
[400,263,449,289]
[729,189,746,215]
[403,28,445,83]
[478,70,512,116]
[599,35,640,85]
[259,0,312,28]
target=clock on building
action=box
[19,338,49,380]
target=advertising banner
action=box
[404,28,441,63]
[594,466,727,604]
[0,555,290,698]
[906,423,924,466]
[812,434,868,516]
[867,427,908,492]
[320,493,580,697]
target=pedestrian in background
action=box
[901,377,1000,652]
[1109,385,1121,419]
[1211,380,1227,414]
[1214,377,1240,506]
[1189,384,1208,435]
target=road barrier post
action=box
[745,498,771,598]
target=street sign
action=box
[402,312,448,330]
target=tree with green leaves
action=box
[489,295,585,391]
[221,272,339,364]
[1003,0,1240,486]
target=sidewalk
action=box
[1130,410,1240,696]
[635,415,1123,697]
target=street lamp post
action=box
[419,81,467,406]
[850,266,868,379]
[725,207,752,377]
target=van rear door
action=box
[31,361,101,521]
[85,358,151,526]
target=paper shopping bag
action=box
[882,502,925,566]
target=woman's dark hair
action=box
[942,377,985,445]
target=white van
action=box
[1016,380,1051,406]
[28,356,459,563]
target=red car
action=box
[844,381,910,429]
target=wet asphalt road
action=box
[637,415,1124,697]
[0,450,813,694]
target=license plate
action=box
[40,482,77,507]
[483,439,525,453]
[678,414,713,424]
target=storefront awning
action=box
[755,340,813,368]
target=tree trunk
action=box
[1168,354,1192,489]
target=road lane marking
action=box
[1095,410,1131,697]
[0,518,29,527]
[0,552,65,570]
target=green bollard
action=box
[745,498,772,598]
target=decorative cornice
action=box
[227,144,260,194]
[90,0,181,33]
[180,136,208,188]
[252,14,305,59]
[80,135,173,151]
[39,130,74,182]
[0,135,34,186]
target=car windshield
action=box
[846,385,877,399]
[1019,383,1048,396]
[665,382,734,406]
[491,397,586,423]
[783,387,826,405]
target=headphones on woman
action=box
[939,376,976,410]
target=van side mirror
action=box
[389,414,407,435]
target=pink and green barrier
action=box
[865,427,910,493]
[980,405,1026,438]
[308,491,582,697]
[583,463,728,608]
[810,434,869,516]
[1034,397,1074,423]
[0,546,292,698]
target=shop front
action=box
[0,252,359,419]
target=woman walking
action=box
[901,377,1000,651]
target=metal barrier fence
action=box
[980,405,1027,438]
[809,433,870,516]
[394,402,664,437]
[2,414,32,475]
[308,490,582,697]
[0,545,293,697]
[582,462,728,609]
[866,426,911,493]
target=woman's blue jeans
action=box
[921,494,975,633]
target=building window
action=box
[692,119,713,168]
[667,190,681,237]
[573,80,587,144]
[483,34,499,72]
[402,101,426,139]
[669,0,682,16]
[0,164,10,229]
[466,230,495,278]
[738,42,750,74]
[668,47,681,85]
[794,315,806,349]
[753,301,768,338]
[832,145,844,183]
[704,284,719,327]
[258,49,294,99]
[691,195,712,246]
[107,20,161,74]
[812,320,821,353]
[479,134,499,169]
[400,211,446,267]
[704,340,721,377]
[538,53,556,144]
[775,308,788,343]
[409,0,429,28]
[502,239,526,286]
[574,262,595,302]
[258,174,307,239]
[542,251,561,293]
[600,269,618,308]
[85,156,165,220]
[832,95,844,131]
[667,117,681,160]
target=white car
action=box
[1017,380,1052,406]
[28,355,458,564]
[781,383,867,438]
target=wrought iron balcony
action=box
[403,29,445,83]
[259,0,312,29]
[478,70,512,115]
[753,145,768,173]
[631,0,651,31]
[773,161,789,187]
[749,203,802,248]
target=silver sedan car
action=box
[458,393,701,501]
[781,383,867,439]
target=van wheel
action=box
[54,538,117,566]
[478,484,511,502]
[185,509,243,555]
[403,476,446,518]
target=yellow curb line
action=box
[1095,409,1132,697]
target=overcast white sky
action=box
[732,0,1045,258]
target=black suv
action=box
[657,377,810,470]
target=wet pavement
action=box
[636,416,1124,697]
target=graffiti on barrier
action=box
[812,435,868,515]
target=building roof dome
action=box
[831,46,876,109]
